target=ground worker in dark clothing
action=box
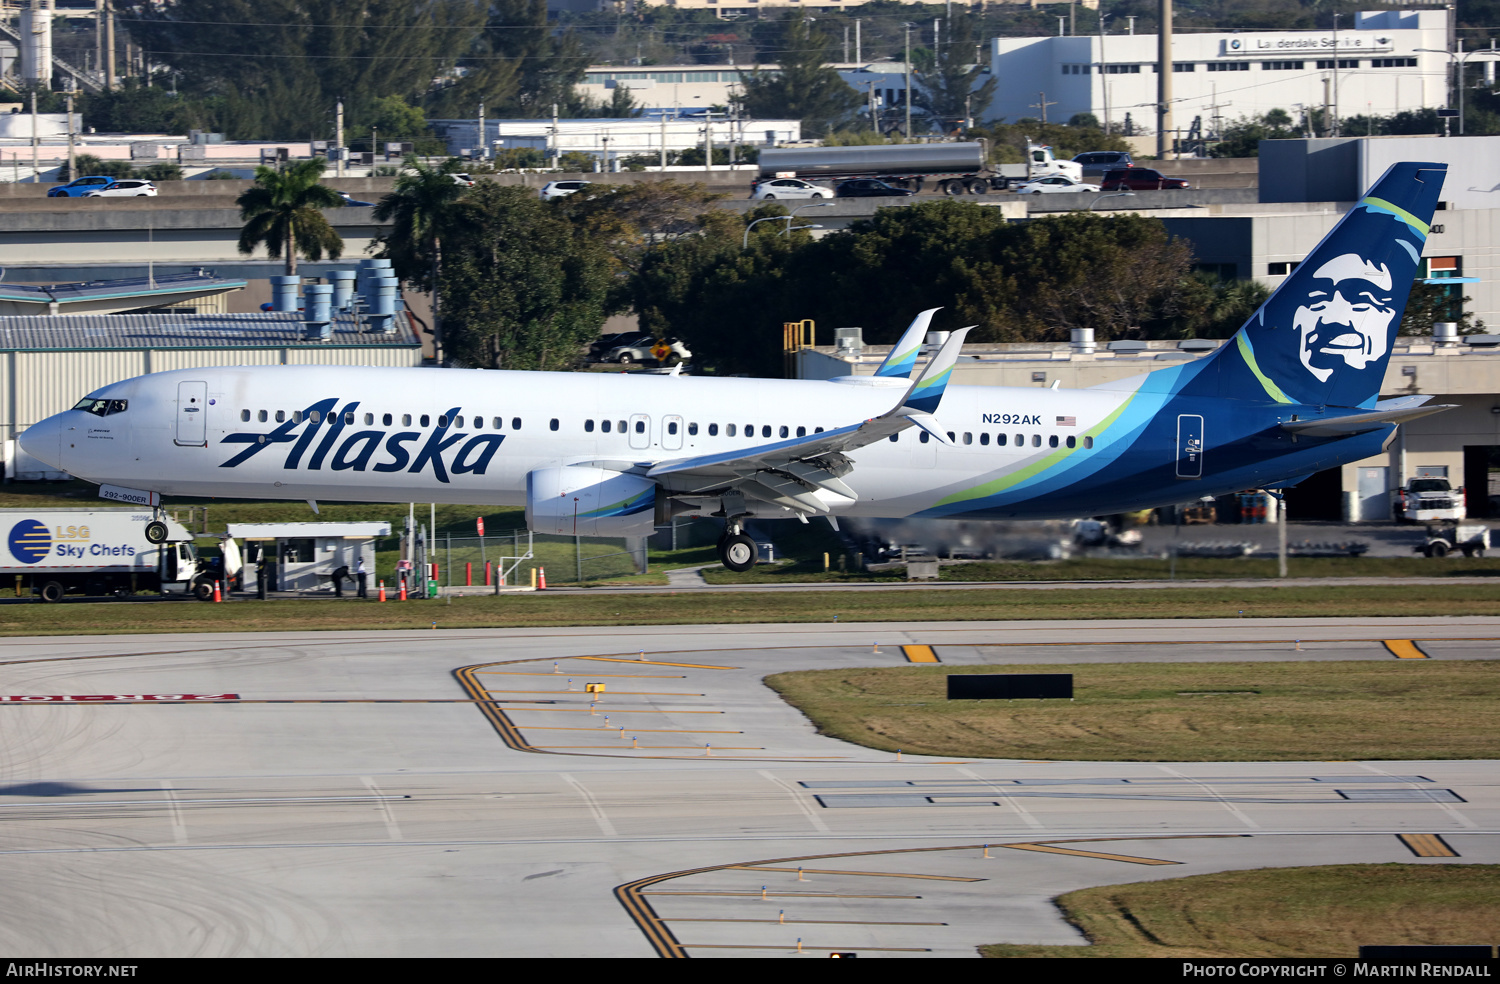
[332,564,349,598]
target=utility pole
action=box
[477,100,485,160]
[1031,91,1057,124]
[104,0,115,89]
[1099,12,1111,134]
[900,24,912,138]
[65,89,75,183]
[335,99,345,177]
[855,19,861,63]
[94,0,103,86]
[1157,0,1173,158]
[30,89,38,183]
[1331,13,1340,137]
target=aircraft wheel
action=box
[39,581,65,603]
[719,534,758,573]
[145,521,169,544]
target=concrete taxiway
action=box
[0,617,1495,957]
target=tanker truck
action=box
[0,508,221,601]
[753,141,1081,195]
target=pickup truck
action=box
[1396,478,1466,523]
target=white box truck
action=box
[1,509,215,602]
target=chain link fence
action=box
[372,528,642,588]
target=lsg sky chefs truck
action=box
[2,509,213,602]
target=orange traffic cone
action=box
[538,567,548,590]
[378,581,386,602]
[212,581,222,603]
[399,581,407,601]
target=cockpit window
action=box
[73,398,127,417]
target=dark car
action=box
[1099,167,1191,191]
[1073,151,1134,177]
[835,179,916,198]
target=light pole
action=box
[1416,44,1500,135]
[1088,191,1136,211]
[786,201,833,234]
[744,215,784,249]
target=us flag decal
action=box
[1057,416,1077,426]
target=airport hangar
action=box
[796,135,1500,525]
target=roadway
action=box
[0,617,1494,957]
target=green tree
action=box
[913,11,998,133]
[427,0,589,119]
[1400,280,1487,336]
[372,156,471,363]
[1210,110,1303,158]
[733,13,862,132]
[436,183,613,369]
[235,158,345,276]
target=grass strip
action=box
[981,864,1500,958]
[1,584,1499,637]
[764,661,1500,760]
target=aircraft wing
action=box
[1279,397,1455,437]
[638,327,972,515]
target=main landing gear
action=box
[717,521,759,573]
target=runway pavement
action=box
[0,617,1495,957]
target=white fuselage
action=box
[30,365,1137,520]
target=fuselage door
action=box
[629,414,651,450]
[1176,414,1204,479]
[661,415,684,451]
[175,380,208,447]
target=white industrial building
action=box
[990,8,1454,135]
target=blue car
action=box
[48,176,117,197]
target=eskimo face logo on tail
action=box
[1294,253,1398,383]
[217,399,505,484]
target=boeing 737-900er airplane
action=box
[20,162,1454,571]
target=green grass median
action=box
[981,865,1500,958]
[764,661,1500,760]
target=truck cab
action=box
[1397,478,1466,523]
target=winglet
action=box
[898,326,972,415]
[873,308,941,378]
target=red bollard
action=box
[465,562,472,586]
[484,561,491,586]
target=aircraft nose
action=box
[18,414,64,471]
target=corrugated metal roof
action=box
[0,271,246,303]
[0,312,420,350]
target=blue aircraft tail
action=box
[1182,162,1446,409]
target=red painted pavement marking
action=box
[1,694,240,702]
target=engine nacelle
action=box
[526,466,658,538]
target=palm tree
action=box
[236,158,345,277]
[373,156,469,363]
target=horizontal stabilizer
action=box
[1279,401,1455,437]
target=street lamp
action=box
[1088,191,1136,211]
[744,215,784,249]
[787,201,834,234]
[1416,45,1500,135]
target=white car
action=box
[604,336,691,365]
[1014,175,1102,195]
[539,180,590,201]
[449,173,475,187]
[751,178,831,200]
[85,179,158,198]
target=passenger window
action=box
[726,424,736,436]
[1014,433,1022,445]
[514,418,523,430]
[402,414,412,426]
[309,411,321,423]
[345,412,355,425]
[997,433,1007,446]
[473,416,483,430]
[276,410,286,422]
[1049,435,1059,448]
[601,420,611,433]
[947,432,955,442]
[963,432,972,445]
[240,409,250,422]
[1032,434,1041,447]
[796,426,806,437]
[438,415,448,427]
[708,424,718,436]
[779,425,789,438]
[761,425,771,438]
[920,431,930,444]
[888,433,898,442]
[585,419,595,432]
[420,415,430,427]
[634,420,645,433]
[814,426,823,433]
[1084,436,1094,449]
[980,433,990,446]
[616,420,624,433]
[259,410,268,423]
[492,417,501,429]
[1066,436,1076,448]
[550,418,559,431]
[383,414,392,426]
[668,421,678,435]
[688,422,698,436]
